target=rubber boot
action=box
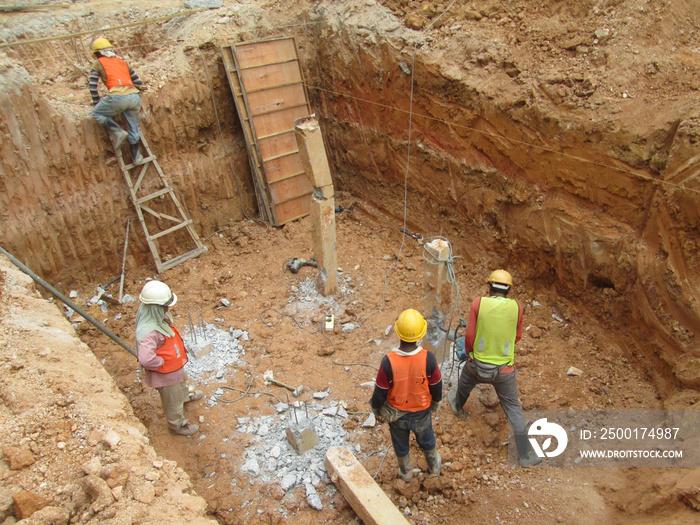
[423,447,441,475]
[448,389,465,419]
[396,454,413,482]
[130,142,144,165]
[514,432,542,467]
[105,120,128,149]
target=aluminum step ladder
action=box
[111,134,207,273]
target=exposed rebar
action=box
[188,309,197,345]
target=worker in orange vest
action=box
[370,309,443,481]
[89,37,145,164]
[136,281,202,436]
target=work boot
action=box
[130,142,144,165]
[448,389,465,419]
[423,447,441,475]
[105,121,128,149]
[514,432,542,467]
[171,422,199,436]
[396,454,413,482]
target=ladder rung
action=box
[158,246,208,273]
[137,186,172,204]
[148,219,193,241]
[125,155,155,169]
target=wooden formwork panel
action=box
[222,37,313,226]
[219,45,271,223]
[234,38,299,68]
[263,154,304,183]
[250,105,312,141]
[239,62,303,92]
[268,175,312,204]
[258,132,298,159]
[273,193,312,224]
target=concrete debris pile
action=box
[181,321,246,382]
[229,402,356,511]
[288,274,353,326]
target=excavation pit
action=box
[1,1,699,524]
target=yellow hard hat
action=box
[488,269,513,287]
[394,309,427,343]
[92,38,113,56]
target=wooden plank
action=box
[325,447,409,525]
[267,170,306,184]
[133,162,151,194]
[234,38,298,69]
[238,57,299,71]
[158,246,208,273]
[246,86,308,117]
[251,105,312,138]
[274,191,312,225]
[259,131,297,159]
[263,154,305,182]
[137,186,172,204]
[238,62,302,92]
[268,176,312,203]
[139,204,182,223]
[148,219,193,241]
[258,128,295,141]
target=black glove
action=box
[430,401,441,414]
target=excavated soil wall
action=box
[1,2,698,392]
[305,7,700,391]
[0,256,216,524]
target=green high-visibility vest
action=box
[470,296,519,366]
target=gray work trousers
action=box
[92,93,141,145]
[454,360,527,434]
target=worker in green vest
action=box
[447,270,541,467]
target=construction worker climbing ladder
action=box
[89,37,145,164]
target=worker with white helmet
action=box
[448,270,541,467]
[370,309,443,481]
[135,281,202,436]
[89,37,145,164]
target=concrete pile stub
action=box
[423,238,453,362]
[295,116,338,296]
[286,425,320,454]
[325,446,409,525]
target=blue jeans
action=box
[389,409,436,457]
[93,93,141,145]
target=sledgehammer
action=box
[263,370,304,397]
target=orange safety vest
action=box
[386,348,431,412]
[154,325,188,374]
[98,56,135,90]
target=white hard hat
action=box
[139,280,177,306]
